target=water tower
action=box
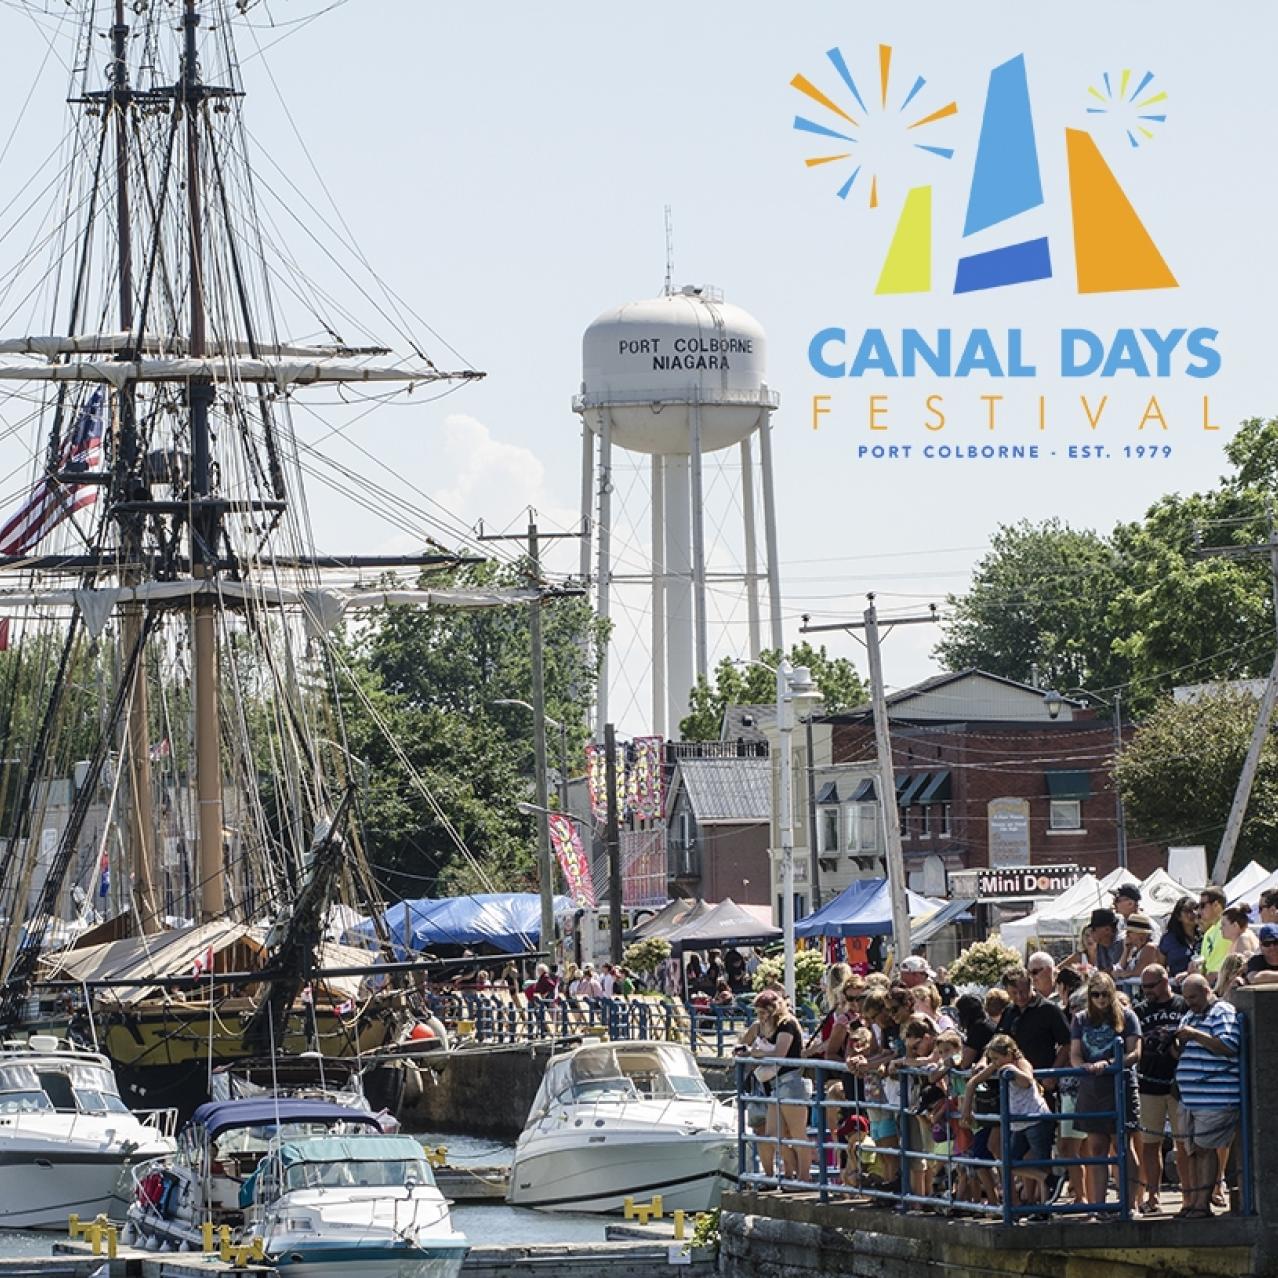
[574,285,783,737]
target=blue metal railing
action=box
[731,1036,1255,1225]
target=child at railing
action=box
[888,1016,940,1204]
[962,1034,1052,1210]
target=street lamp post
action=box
[734,657,820,1004]
[1043,686,1128,870]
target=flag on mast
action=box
[98,851,109,899]
[0,388,104,556]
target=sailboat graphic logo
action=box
[790,47,1177,296]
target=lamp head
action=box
[1043,689,1064,721]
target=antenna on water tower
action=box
[663,205,674,297]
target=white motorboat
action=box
[244,1133,468,1278]
[0,1035,175,1228]
[126,1097,467,1278]
[506,1040,736,1213]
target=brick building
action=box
[821,670,1162,892]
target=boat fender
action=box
[408,1023,435,1042]
[120,1223,135,1246]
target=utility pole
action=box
[1197,512,1278,884]
[802,599,938,963]
[604,722,623,964]
[479,515,584,958]
[805,715,821,910]
[1112,690,1128,871]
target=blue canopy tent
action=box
[364,893,574,955]
[793,878,961,939]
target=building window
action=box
[851,803,878,852]
[919,805,931,838]
[1049,799,1082,831]
[938,803,951,838]
[820,807,840,854]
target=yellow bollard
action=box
[634,1205,652,1226]
[250,1237,266,1262]
[651,1194,663,1220]
[673,1209,686,1240]
[456,1019,475,1036]
[219,1223,233,1263]
[201,1221,215,1253]
[68,1213,80,1238]
[623,1195,636,1220]
[106,1226,118,1261]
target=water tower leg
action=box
[741,435,762,658]
[664,455,694,738]
[579,424,594,584]
[757,406,784,653]
[651,455,667,738]
[689,399,709,685]
[595,410,613,740]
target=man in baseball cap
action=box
[898,955,935,988]
[1243,922,1278,987]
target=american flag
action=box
[0,388,104,557]
[98,850,109,899]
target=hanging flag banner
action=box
[629,736,664,820]
[97,850,109,899]
[584,742,626,821]
[548,813,597,908]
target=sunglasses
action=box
[1089,991,1113,999]
[1262,940,1278,948]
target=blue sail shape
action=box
[962,55,1043,237]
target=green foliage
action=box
[750,947,826,1000]
[934,518,1127,694]
[936,421,1278,714]
[1115,688,1278,870]
[327,560,605,898]
[623,936,671,978]
[686,1207,720,1254]
[947,938,1023,989]
[680,642,867,742]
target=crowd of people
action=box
[732,881,1250,1221]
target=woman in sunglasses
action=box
[1158,896,1199,979]
[1070,971,1141,1210]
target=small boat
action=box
[126,1097,467,1277]
[245,1132,468,1278]
[0,1034,175,1228]
[506,1040,735,1213]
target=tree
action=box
[679,642,867,742]
[933,518,1128,693]
[320,560,605,899]
[1113,688,1278,870]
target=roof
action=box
[720,703,775,745]
[667,756,771,825]
[191,1097,381,1139]
[825,669,1085,721]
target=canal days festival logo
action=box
[789,44,1222,457]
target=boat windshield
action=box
[216,1121,363,1157]
[566,1044,710,1102]
[0,1062,129,1115]
[282,1156,433,1191]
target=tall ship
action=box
[0,0,506,1113]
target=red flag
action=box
[191,945,214,977]
[0,618,9,651]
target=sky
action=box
[0,1,1273,737]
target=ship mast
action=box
[110,0,161,933]
[181,0,225,922]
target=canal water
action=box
[0,1131,610,1257]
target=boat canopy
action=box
[366,892,575,955]
[191,1097,382,1139]
[531,1041,710,1114]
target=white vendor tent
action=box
[1138,867,1194,918]
[1226,860,1270,905]
[998,873,1112,955]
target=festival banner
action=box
[548,812,597,908]
[628,736,664,821]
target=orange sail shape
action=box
[1065,128,1176,293]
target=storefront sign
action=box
[976,863,1089,900]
